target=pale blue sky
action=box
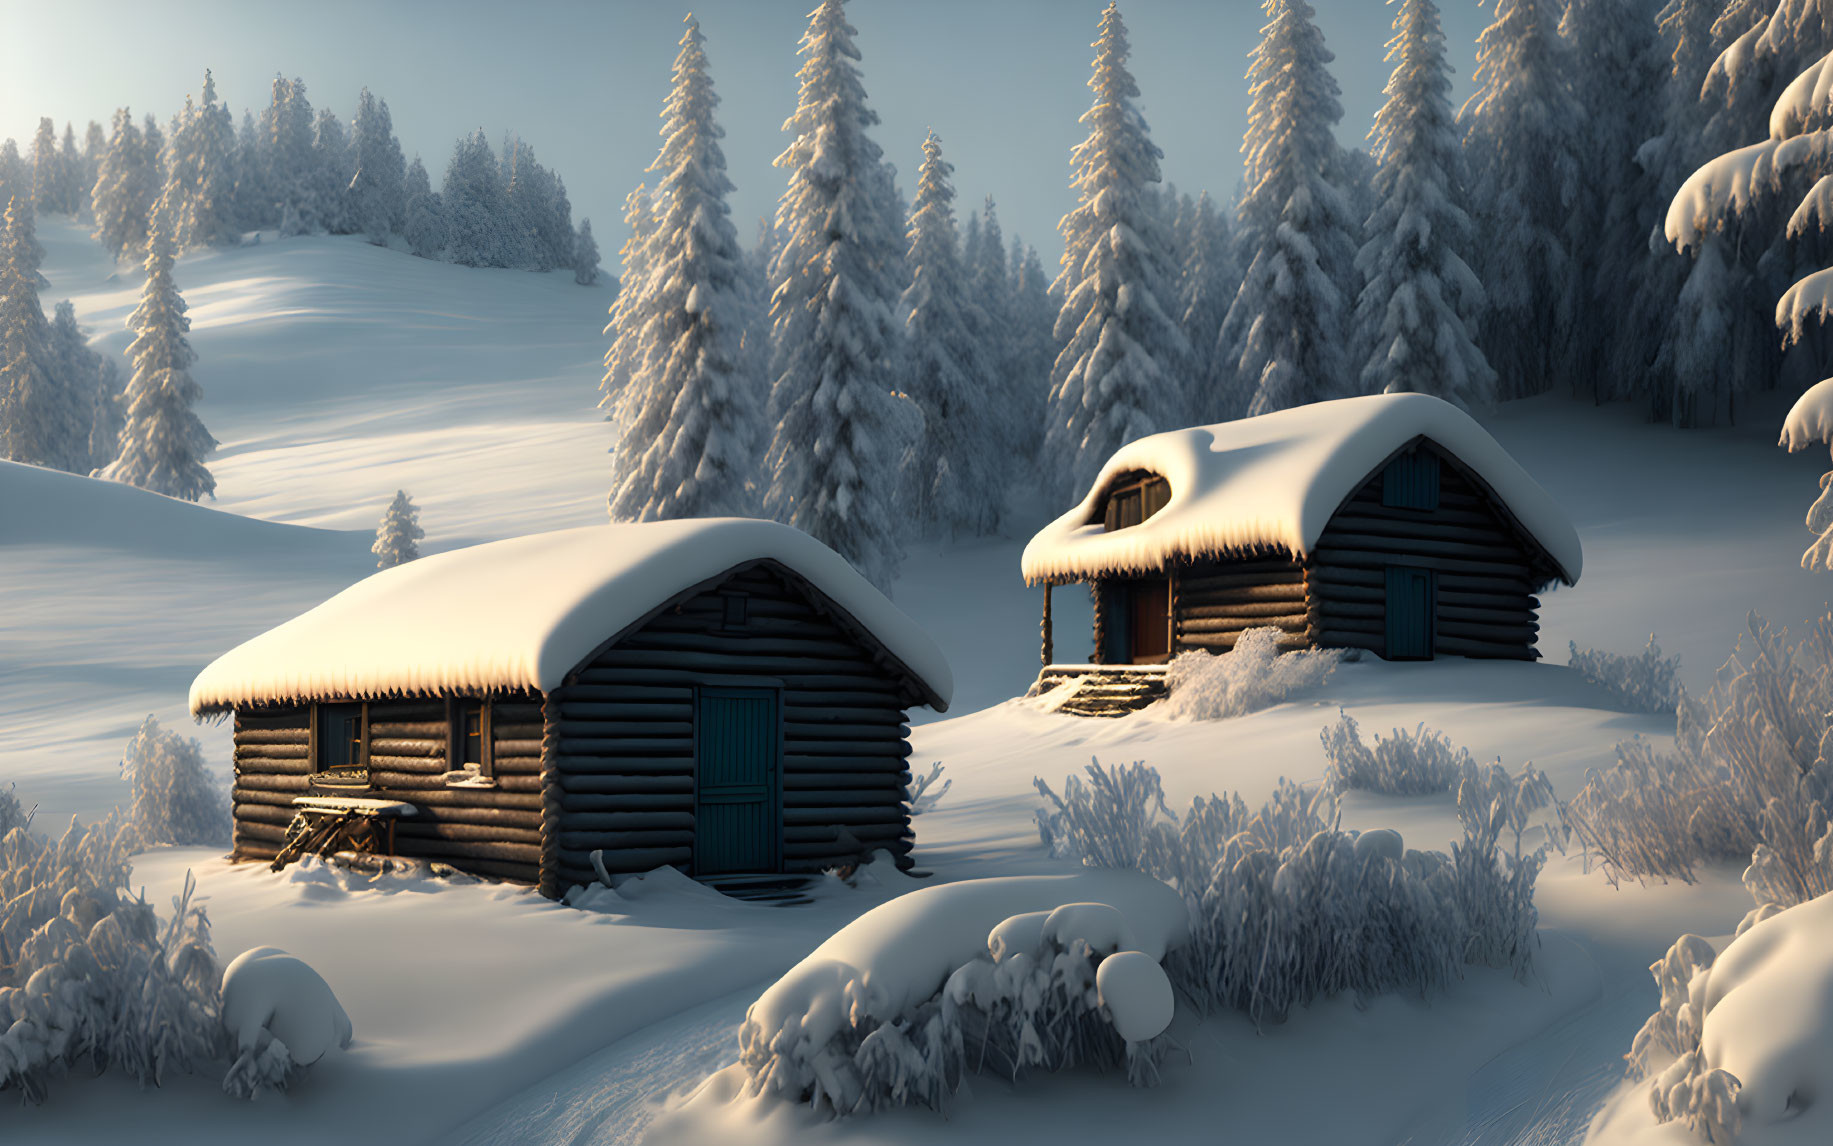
[5,0,1491,266]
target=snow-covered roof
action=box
[190,519,952,715]
[1020,393,1582,586]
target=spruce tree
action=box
[312,108,354,235]
[573,217,600,285]
[0,200,85,470]
[48,301,119,472]
[608,15,763,523]
[761,0,909,585]
[1179,191,1235,418]
[900,131,994,537]
[56,124,82,216]
[1459,0,1583,399]
[402,156,444,258]
[81,121,106,210]
[349,89,407,244]
[91,109,154,261]
[1219,0,1361,419]
[101,202,216,501]
[599,183,658,414]
[1354,0,1494,410]
[30,119,60,215]
[164,72,240,250]
[0,142,25,214]
[372,490,424,568]
[1045,2,1189,493]
[265,77,318,235]
[231,110,271,232]
[442,129,511,267]
[1011,241,1057,456]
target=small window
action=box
[1101,474,1170,532]
[723,593,749,628]
[450,699,494,781]
[314,703,368,787]
[1382,450,1441,511]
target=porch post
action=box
[1090,580,1105,665]
[1041,583,1054,666]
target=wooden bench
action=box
[271,797,419,872]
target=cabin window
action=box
[313,703,368,788]
[449,699,494,781]
[1382,450,1441,511]
[1102,474,1171,532]
[722,593,749,628]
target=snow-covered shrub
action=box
[1321,710,1473,795]
[1626,931,1741,1145]
[119,715,230,848]
[1562,612,1833,887]
[0,785,30,836]
[1038,755,1553,1026]
[1567,636,1682,714]
[906,762,949,816]
[737,872,1187,1116]
[219,946,353,1099]
[0,816,227,1102]
[1159,629,1344,720]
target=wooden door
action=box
[694,688,781,874]
[1129,579,1170,663]
[1384,566,1435,660]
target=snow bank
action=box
[1625,894,1833,1145]
[189,518,952,714]
[1019,393,1581,585]
[738,871,1187,1112]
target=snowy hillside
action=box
[5,218,1833,1144]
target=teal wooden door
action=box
[694,688,781,874]
[1385,566,1435,660]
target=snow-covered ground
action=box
[6,219,1831,1143]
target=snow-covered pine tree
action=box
[101,201,216,500]
[900,131,995,537]
[972,197,1036,470]
[1459,0,1584,400]
[91,109,154,261]
[164,71,240,251]
[1180,191,1236,418]
[81,120,106,211]
[142,113,165,187]
[762,0,910,586]
[349,89,407,245]
[265,77,318,236]
[30,119,60,215]
[402,155,444,259]
[1217,0,1360,419]
[231,110,271,232]
[1560,0,1664,399]
[1011,241,1057,455]
[0,142,25,214]
[1045,2,1189,492]
[0,200,87,471]
[55,124,83,216]
[119,715,230,847]
[372,490,424,568]
[608,15,763,523]
[573,217,600,285]
[442,129,512,268]
[599,183,658,415]
[1353,0,1494,410]
[47,301,119,472]
[311,108,354,235]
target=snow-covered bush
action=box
[119,715,230,847]
[1567,636,1682,714]
[0,785,30,836]
[1626,931,1741,1145]
[1562,612,1833,887]
[219,946,353,1099]
[1037,754,1552,1026]
[736,872,1187,1116]
[1321,710,1473,795]
[0,816,226,1102]
[1159,629,1344,721]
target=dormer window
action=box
[1102,474,1171,532]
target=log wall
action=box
[546,563,921,892]
[230,695,546,883]
[1170,556,1311,655]
[1307,447,1545,661]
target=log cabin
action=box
[1021,394,1582,715]
[188,519,952,897]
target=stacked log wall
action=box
[230,696,546,883]
[1171,557,1310,654]
[1308,452,1543,660]
[547,564,919,892]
